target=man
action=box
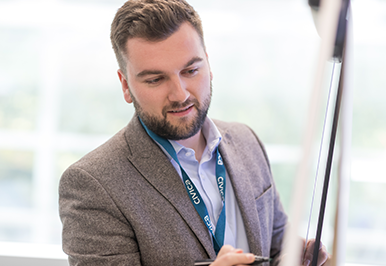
[59,0,329,265]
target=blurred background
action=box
[0,0,385,265]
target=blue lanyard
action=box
[139,118,226,254]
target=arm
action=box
[59,167,141,266]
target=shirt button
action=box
[185,151,192,157]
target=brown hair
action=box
[110,0,204,75]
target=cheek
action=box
[130,85,168,111]
[193,75,211,98]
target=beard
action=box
[131,82,212,140]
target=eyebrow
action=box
[184,56,203,68]
[136,70,163,78]
[136,56,204,78]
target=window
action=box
[0,0,385,265]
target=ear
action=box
[117,69,133,104]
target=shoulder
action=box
[212,119,250,132]
[69,126,129,172]
[66,116,149,172]
[212,119,264,148]
[212,118,271,170]
[60,116,152,183]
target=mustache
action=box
[162,98,200,117]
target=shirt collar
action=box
[169,117,222,155]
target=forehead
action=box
[125,23,206,74]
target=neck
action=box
[176,130,206,161]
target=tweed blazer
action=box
[59,116,287,266]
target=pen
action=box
[194,255,272,265]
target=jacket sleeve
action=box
[269,182,288,266]
[59,166,141,266]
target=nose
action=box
[168,77,190,103]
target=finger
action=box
[303,239,323,260]
[303,242,329,266]
[316,245,329,266]
[303,240,314,266]
[299,238,307,262]
[217,245,236,257]
[210,253,255,266]
[302,255,312,266]
[306,239,323,250]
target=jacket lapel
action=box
[124,117,216,259]
[217,127,264,256]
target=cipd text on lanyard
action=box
[139,118,226,254]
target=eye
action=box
[145,76,164,85]
[183,68,198,76]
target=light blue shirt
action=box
[163,117,250,252]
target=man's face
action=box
[118,22,212,140]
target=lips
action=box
[169,104,193,113]
[167,104,194,116]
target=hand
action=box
[302,239,331,266]
[210,245,255,266]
